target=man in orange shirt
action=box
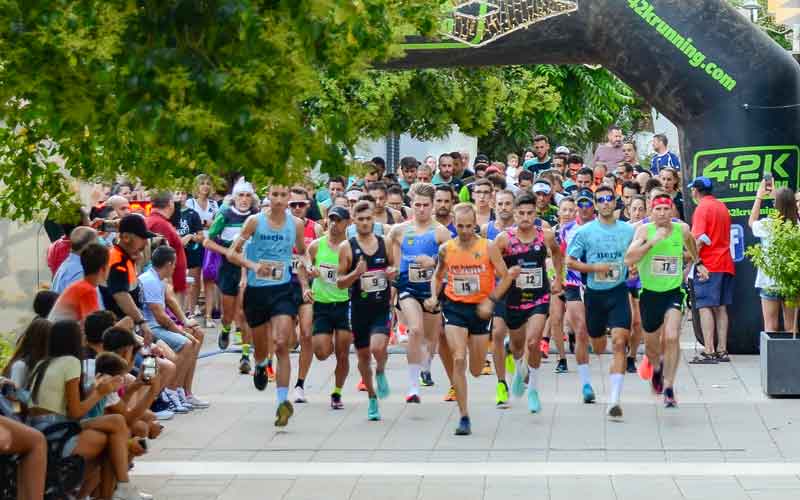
[426,203,519,436]
[49,243,109,323]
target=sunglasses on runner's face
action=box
[289,201,309,208]
[595,194,615,204]
[577,200,594,209]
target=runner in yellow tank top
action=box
[426,203,520,436]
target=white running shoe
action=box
[176,388,194,411]
[153,409,174,421]
[111,482,142,500]
[293,386,307,403]
[165,389,189,414]
[187,394,210,408]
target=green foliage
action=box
[746,215,800,308]
[0,332,12,370]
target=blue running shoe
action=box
[376,372,390,399]
[511,368,526,398]
[527,388,541,414]
[368,397,381,421]
[582,383,596,404]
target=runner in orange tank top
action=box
[426,203,520,436]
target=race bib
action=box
[256,260,285,281]
[409,264,433,283]
[651,256,680,276]
[318,264,338,285]
[594,263,621,283]
[291,255,304,274]
[516,267,543,290]
[360,271,388,293]
[452,274,480,296]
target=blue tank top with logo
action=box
[398,224,440,297]
[246,212,296,287]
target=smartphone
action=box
[141,355,158,383]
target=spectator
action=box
[48,243,109,323]
[0,414,47,500]
[650,133,681,174]
[398,157,419,193]
[146,190,189,301]
[749,183,798,333]
[506,153,521,185]
[174,190,205,316]
[688,176,734,364]
[3,317,51,388]
[524,135,553,176]
[100,214,157,346]
[52,227,99,293]
[32,290,59,319]
[139,246,207,412]
[593,124,625,168]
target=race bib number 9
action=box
[361,271,388,293]
[257,260,285,281]
[318,264,338,285]
[594,263,621,283]
[409,264,433,283]
[651,256,680,276]
[453,275,480,296]
[516,267,543,290]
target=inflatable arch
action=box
[386,0,800,353]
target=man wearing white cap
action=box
[533,180,558,227]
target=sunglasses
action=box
[289,201,309,208]
[577,200,594,209]
[595,194,615,204]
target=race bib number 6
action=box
[318,264,338,285]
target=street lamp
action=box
[742,0,762,23]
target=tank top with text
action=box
[444,238,495,304]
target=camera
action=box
[141,355,158,383]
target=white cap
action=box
[232,178,255,196]
[533,182,552,194]
[555,146,570,155]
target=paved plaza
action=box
[132,322,800,499]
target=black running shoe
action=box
[651,367,664,395]
[664,387,678,408]
[253,364,268,391]
[420,371,434,387]
[568,332,576,354]
[239,356,251,375]
[330,393,344,410]
[218,327,231,350]
[455,416,472,436]
[626,356,637,374]
[555,358,568,374]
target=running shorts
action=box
[583,283,631,338]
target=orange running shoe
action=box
[539,339,550,359]
[444,386,457,401]
[357,379,367,391]
[638,355,653,381]
[266,363,276,382]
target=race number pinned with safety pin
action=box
[361,271,388,293]
[453,274,480,296]
[516,267,543,290]
[409,263,434,283]
[318,264,338,285]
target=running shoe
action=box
[444,387,457,402]
[527,388,541,414]
[582,383,596,404]
[218,326,231,350]
[406,394,421,404]
[505,352,515,376]
[253,364,268,391]
[496,381,509,408]
[376,372,390,399]
[239,355,251,375]
[293,386,307,404]
[176,388,195,411]
[164,389,189,414]
[357,379,367,391]
[539,339,550,359]
[638,355,653,381]
[420,371,434,387]
[664,387,678,408]
[568,332,576,354]
[454,416,471,436]
[187,394,210,409]
[555,358,568,373]
[232,330,242,346]
[274,401,294,427]
[368,397,381,421]
[267,363,276,382]
[626,356,637,374]
[511,364,527,398]
[481,360,493,376]
[330,393,344,410]
[607,404,623,420]
[651,367,664,395]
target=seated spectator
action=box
[26,320,144,500]
[49,243,109,323]
[51,227,99,293]
[0,413,47,500]
[139,247,207,412]
[32,290,59,319]
[3,317,51,389]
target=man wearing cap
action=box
[533,180,558,227]
[100,214,157,346]
[398,156,419,194]
[457,155,492,203]
[308,205,353,410]
[687,176,734,363]
[523,135,553,178]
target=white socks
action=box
[515,356,529,379]
[578,364,591,387]
[609,373,624,405]
[408,364,421,395]
[528,366,539,391]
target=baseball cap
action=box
[533,182,552,194]
[328,206,351,221]
[555,146,570,155]
[474,154,490,166]
[575,188,594,202]
[485,166,502,175]
[118,214,157,239]
[687,176,712,190]
[345,190,363,201]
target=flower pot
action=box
[760,331,800,396]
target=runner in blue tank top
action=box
[387,183,452,403]
[229,184,309,428]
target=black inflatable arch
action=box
[386,0,800,353]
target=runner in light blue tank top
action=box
[246,212,296,287]
[397,225,440,298]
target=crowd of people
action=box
[2,124,799,497]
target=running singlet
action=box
[311,236,349,303]
[245,213,295,287]
[502,227,550,310]
[567,220,634,291]
[398,224,440,297]
[349,236,390,307]
[637,222,684,292]
[292,219,317,277]
[486,221,503,241]
[559,220,583,288]
[443,238,495,304]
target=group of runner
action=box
[205,179,699,435]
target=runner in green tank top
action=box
[308,206,353,409]
[625,193,699,409]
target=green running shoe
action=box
[496,381,510,409]
[368,397,381,421]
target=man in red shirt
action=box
[688,177,735,363]
[146,191,188,298]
